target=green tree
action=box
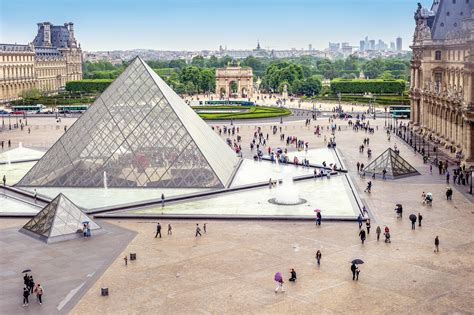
[362,58,386,79]
[296,76,322,96]
[20,88,41,99]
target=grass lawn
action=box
[193,105,291,120]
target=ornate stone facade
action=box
[0,22,82,103]
[215,66,253,98]
[409,1,474,165]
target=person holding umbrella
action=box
[274,272,284,293]
[409,214,417,230]
[351,260,364,280]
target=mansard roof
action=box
[430,0,473,40]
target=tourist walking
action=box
[418,213,423,227]
[357,214,363,229]
[359,229,366,244]
[376,225,381,241]
[274,272,284,293]
[23,287,30,306]
[2,175,6,186]
[364,181,372,193]
[366,219,371,234]
[34,283,44,305]
[316,212,322,225]
[195,224,202,237]
[410,214,417,230]
[315,250,322,265]
[434,236,440,253]
[161,193,165,208]
[155,222,162,238]
[203,223,207,233]
[167,224,172,235]
[351,263,358,280]
[446,187,453,200]
[124,255,128,266]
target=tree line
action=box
[81,54,411,97]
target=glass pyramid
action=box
[20,193,101,243]
[363,148,419,179]
[18,57,241,188]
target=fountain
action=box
[268,169,306,206]
[103,171,108,190]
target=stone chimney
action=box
[42,22,51,47]
[67,22,76,47]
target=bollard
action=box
[101,288,109,296]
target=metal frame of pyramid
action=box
[19,193,101,243]
[18,57,241,188]
[363,148,420,179]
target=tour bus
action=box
[204,100,255,106]
[389,105,411,119]
[10,104,44,114]
[57,105,89,114]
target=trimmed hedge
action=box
[66,79,113,93]
[330,79,406,94]
[311,94,410,105]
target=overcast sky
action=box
[0,0,426,51]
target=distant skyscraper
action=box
[396,37,402,51]
[369,40,375,50]
[390,42,396,51]
[359,40,365,51]
[308,44,312,51]
[328,42,340,52]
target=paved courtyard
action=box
[0,111,473,314]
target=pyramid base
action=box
[19,227,104,244]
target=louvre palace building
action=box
[0,22,82,103]
[409,0,474,165]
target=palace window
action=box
[435,51,442,60]
[434,73,442,92]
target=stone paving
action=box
[0,220,136,314]
[1,112,473,314]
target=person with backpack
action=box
[195,224,202,237]
[34,283,44,305]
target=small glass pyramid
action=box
[20,193,100,243]
[363,148,419,179]
[18,57,240,188]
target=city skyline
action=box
[0,0,423,51]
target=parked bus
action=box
[10,104,44,114]
[57,105,89,114]
[389,105,411,119]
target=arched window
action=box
[435,51,442,60]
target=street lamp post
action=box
[337,92,342,113]
[469,166,473,195]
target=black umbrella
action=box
[351,259,364,265]
[22,269,31,273]
[409,214,417,222]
